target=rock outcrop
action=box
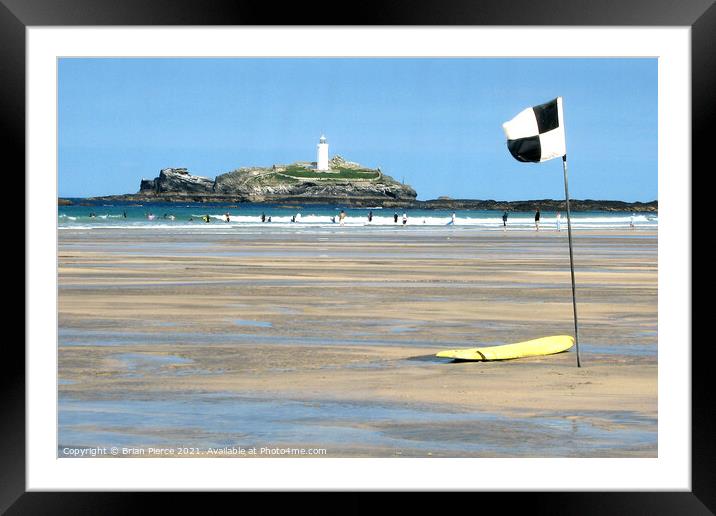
[105,159,418,206]
[139,168,214,195]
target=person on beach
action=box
[502,211,508,228]
[339,210,346,226]
[261,212,266,223]
[368,210,373,223]
[534,208,541,231]
[630,212,635,229]
[394,212,399,224]
[402,213,408,226]
[556,211,562,232]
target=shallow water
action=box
[58,204,659,232]
[58,328,654,357]
[114,353,194,377]
[233,319,273,328]
[58,392,656,457]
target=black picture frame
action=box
[6,0,707,512]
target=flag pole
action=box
[562,155,581,367]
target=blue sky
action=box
[59,58,657,201]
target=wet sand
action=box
[58,226,657,457]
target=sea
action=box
[58,201,658,231]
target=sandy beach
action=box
[58,226,657,457]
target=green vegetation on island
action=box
[280,165,380,180]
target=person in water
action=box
[261,212,266,223]
[122,211,127,218]
[394,212,398,223]
[331,216,336,224]
[402,213,408,225]
[267,216,272,222]
[203,214,210,223]
[451,213,456,224]
[556,211,562,232]
[339,210,346,226]
[502,211,508,227]
[368,210,373,223]
[224,213,230,223]
[534,208,541,231]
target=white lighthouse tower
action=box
[316,134,329,171]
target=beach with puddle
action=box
[59,227,657,457]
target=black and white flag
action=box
[502,97,566,163]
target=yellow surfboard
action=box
[436,335,574,361]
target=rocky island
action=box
[95,156,417,207]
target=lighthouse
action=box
[316,134,329,171]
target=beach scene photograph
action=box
[57,57,658,459]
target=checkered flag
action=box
[502,97,566,163]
